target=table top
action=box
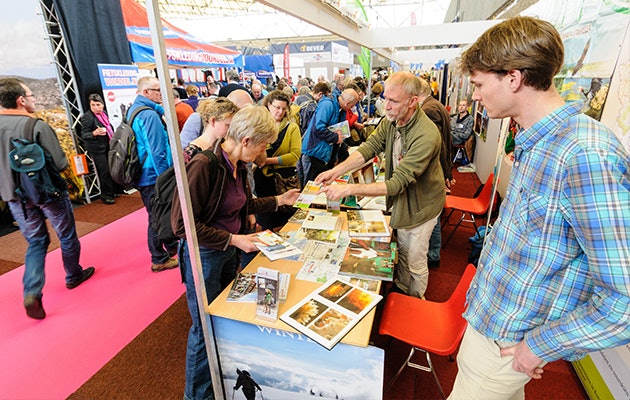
[207,212,380,348]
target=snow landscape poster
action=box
[212,316,384,400]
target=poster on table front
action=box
[212,315,384,400]
[97,64,140,129]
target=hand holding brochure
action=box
[328,120,350,139]
[254,230,303,261]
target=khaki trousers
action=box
[449,325,540,400]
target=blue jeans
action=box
[137,184,178,264]
[180,240,239,400]
[8,192,84,298]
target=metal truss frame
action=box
[37,0,101,203]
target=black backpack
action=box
[150,149,218,242]
[298,99,317,137]
[108,106,152,187]
[9,117,67,218]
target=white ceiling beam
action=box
[396,47,465,66]
[367,20,503,48]
[256,0,404,64]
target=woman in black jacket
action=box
[80,93,116,204]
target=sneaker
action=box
[151,257,178,273]
[102,198,115,205]
[66,266,95,289]
[24,294,46,319]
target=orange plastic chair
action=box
[378,264,477,399]
[441,173,495,248]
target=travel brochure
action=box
[254,230,303,261]
[227,271,290,303]
[226,272,257,302]
[293,177,351,211]
[256,267,279,321]
[280,278,382,350]
[294,209,343,244]
[338,239,397,281]
[293,181,323,209]
[327,120,351,139]
[346,209,391,237]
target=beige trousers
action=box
[394,214,439,298]
[449,325,539,400]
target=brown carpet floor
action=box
[0,175,588,400]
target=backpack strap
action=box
[267,123,290,157]
[126,105,153,125]
[126,105,154,169]
[199,149,219,185]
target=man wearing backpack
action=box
[296,82,331,136]
[299,88,358,187]
[0,78,95,319]
[128,76,178,273]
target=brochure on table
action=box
[338,239,397,281]
[280,278,382,350]
[256,267,279,321]
[254,230,303,261]
[346,209,391,237]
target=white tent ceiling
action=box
[141,0,508,67]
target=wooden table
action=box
[206,212,385,399]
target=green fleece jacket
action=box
[356,105,445,229]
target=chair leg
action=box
[384,346,416,394]
[403,348,447,400]
[441,208,455,229]
[442,211,466,248]
[425,352,446,400]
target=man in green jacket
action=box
[317,71,445,299]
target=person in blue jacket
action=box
[298,88,358,187]
[128,76,178,273]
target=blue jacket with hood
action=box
[127,95,173,187]
[301,95,345,164]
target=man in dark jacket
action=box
[417,77,453,268]
[234,369,261,400]
[0,78,95,319]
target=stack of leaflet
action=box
[346,210,391,239]
[298,210,343,244]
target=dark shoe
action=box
[428,259,440,269]
[102,198,115,205]
[24,294,46,319]
[167,248,178,258]
[66,266,95,289]
[151,257,178,273]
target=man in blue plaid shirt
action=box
[449,16,630,399]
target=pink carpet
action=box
[0,209,185,399]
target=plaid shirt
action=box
[464,102,630,362]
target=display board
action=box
[212,316,384,400]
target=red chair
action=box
[441,173,495,248]
[378,264,476,399]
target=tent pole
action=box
[144,1,225,399]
